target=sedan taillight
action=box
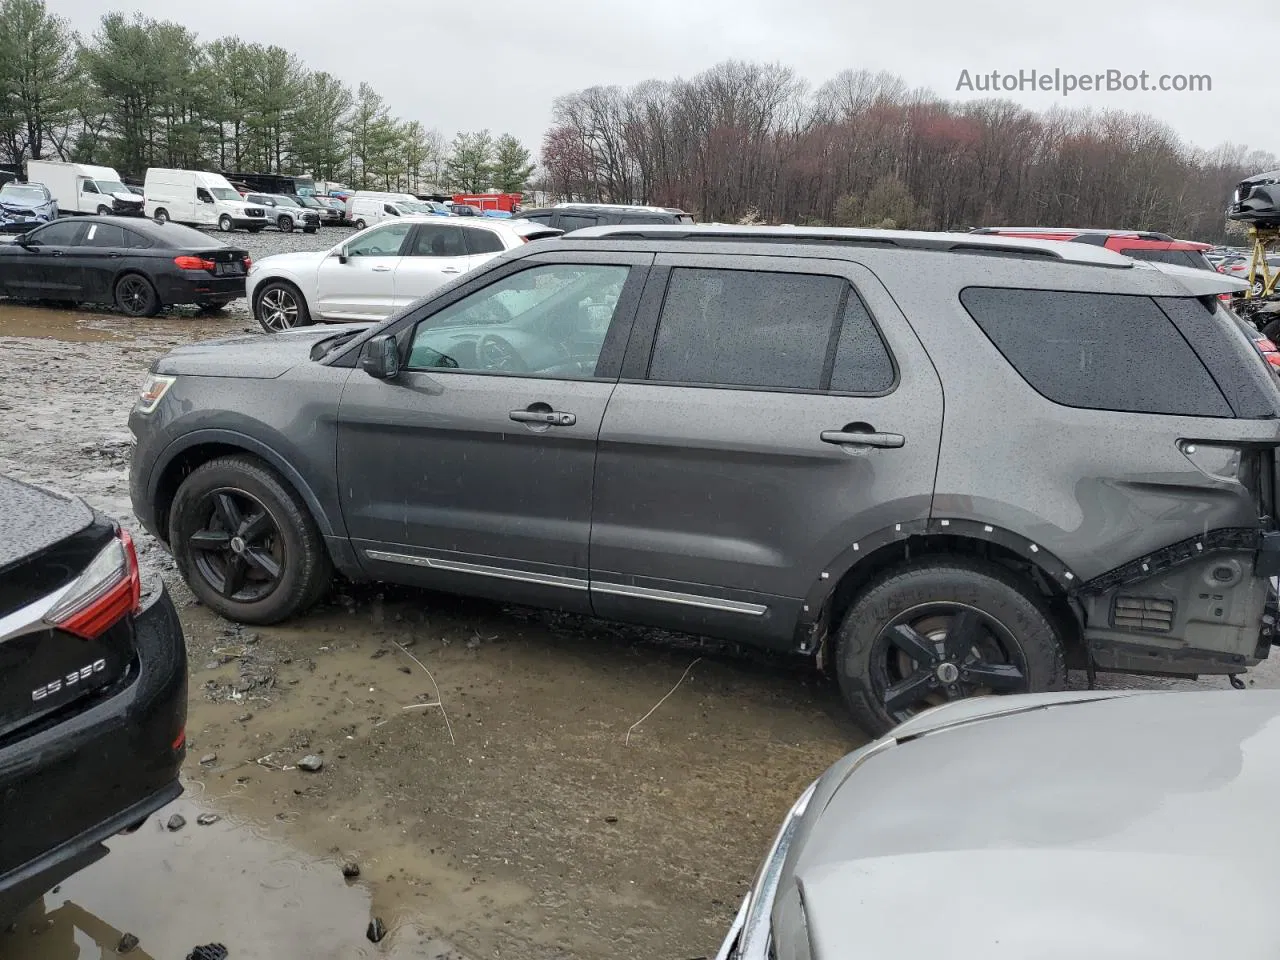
[174,255,216,270]
[44,529,141,639]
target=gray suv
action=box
[128,225,1280,735]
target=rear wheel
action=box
[153,208,169,223]
[97,205,112,216]
[278,215,294,233]
[169,456,331,624]
[835,559,1066,736]
[218,214,234,232]
[354,218,366,231]
[114,273,160,317]
[255,280,311,333]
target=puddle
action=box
[0,302,251,345]
[0,797,467,960]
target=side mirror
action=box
[361,334,400,380]
[18,236,39,249]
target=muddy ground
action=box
[0,226,1275,959]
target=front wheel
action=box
[114,273,160,317]
[218,214,234,232]
[278,215,294,233]
[254,280,311,333]
[168,456,331,624]
[97,205,113,216]
[835,559,1065,737]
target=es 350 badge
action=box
[32,659,107,701]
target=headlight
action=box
[135,373,176,414]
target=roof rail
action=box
[565,224,1133,266]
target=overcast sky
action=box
[56,0,1280,161]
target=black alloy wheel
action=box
[187,488,284,603]
[835,560,1065,736]
[114,274,159,317]
[874,603,1029,716]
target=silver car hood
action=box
[782,690,1280,958]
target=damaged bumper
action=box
[1079,527,1279,677]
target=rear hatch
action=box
[177,246,251,278]
[0,479,138,746]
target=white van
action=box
[26,160,144,216]
[344,191,430,229]
[143,169,269,233]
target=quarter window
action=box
[830,295,895,393]
[647,268,845,391]
[959,288,1231,417]
[407,264,631,377]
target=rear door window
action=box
[960,288,1231,417]
[557,214,600,232]
[647,268,845,390]
[81,222,127,248]
[463,228,505,255]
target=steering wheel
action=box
[476,334,528,372]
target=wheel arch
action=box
[804,519,1085,668]
[149,430,340,549]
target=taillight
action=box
[174,255,216,270]
[1266,352,1280,371]
[1260,337,1278,352]
[44,529,141,640]
[243,256,253,270]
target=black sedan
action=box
[0,216,251,317]
[0,475,186,924]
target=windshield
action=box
[94,180,128,195]
[297,197,323,208]
[209,187,240,201]
[0,184,46,203]
[274,196,300,207]
[398,202,432,214]
[293,179,316,197]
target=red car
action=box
[970,227,1215,270]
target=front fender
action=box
[146,425,343,540]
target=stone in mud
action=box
[342,860,360,879]
[297,755,324,772]
[117,932,140,953]
[199,753,217,765]
[197,813,220,826]
[367,917,386,943]
[166,814,186,831]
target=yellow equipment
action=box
[1241,225,1280,300]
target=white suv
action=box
[247,217,562,332]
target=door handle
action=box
[372,265,392,272]
[510,409,576,426]
[820,428,905,449]
[51,250,63,257]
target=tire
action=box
[1263,317,1280,342]
[278,215,294,233]
[254,280,311,333]
[96,204,112,216]
[303,226,317,234]
[354,219,366,231]
[153,208,169,223]
[114,273,160,318]
[196,301,228,314]
[834,558,1066,737]
[218,214,234,232]
[168,455,331,624]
